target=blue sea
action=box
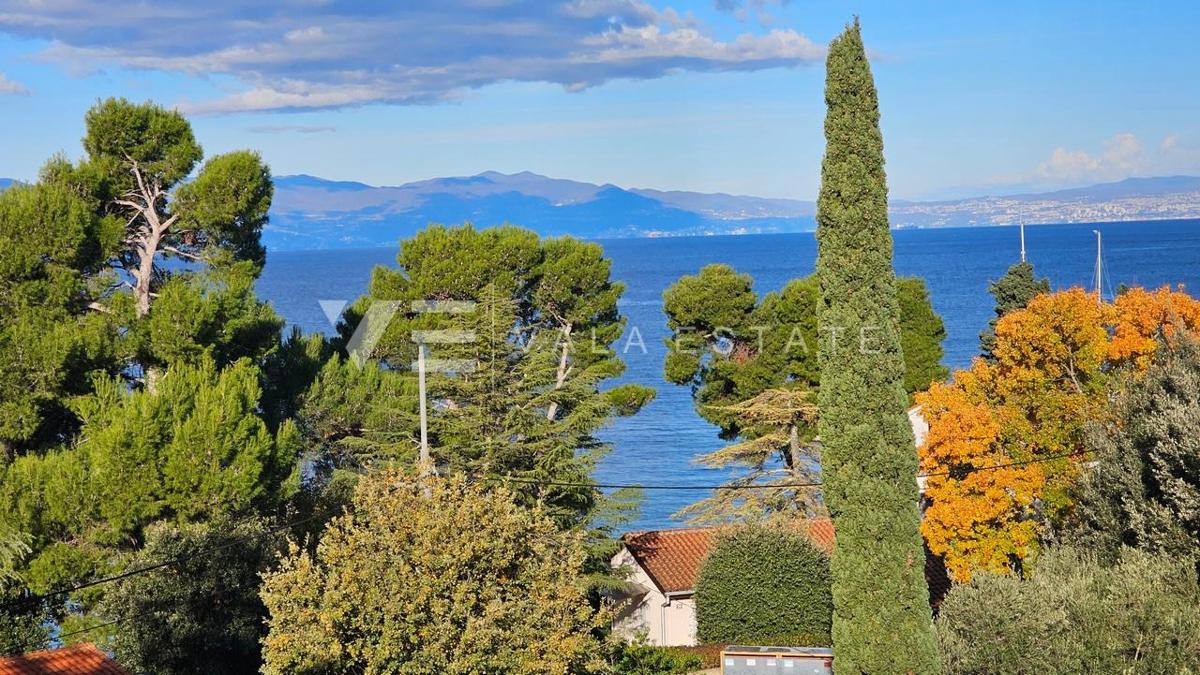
[257,219,1200,529]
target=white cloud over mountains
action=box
[1036,132,1200,184]
[1037,133,1145,182]
[0,0,823,114]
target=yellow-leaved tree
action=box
[919,286,1200,581]
[260,471,607,674]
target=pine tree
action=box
[979,261,1049,357]
[814,20,939,673]
[661,267,946,523]
[332,224,654,529]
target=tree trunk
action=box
[133,227,161,319]
[788,423,803,472]
[546,324,572,421]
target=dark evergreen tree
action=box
[979,261,1050,357]
[662,267,946,522]
[329,224,653,530]
[814,20,939,672]
[99,517,285,675]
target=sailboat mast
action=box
[1019,211,1026,263]
[1093,229,1102,304]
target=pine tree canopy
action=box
[322,223,654,529]
[661,266,946,523]
[979,261,1050,357]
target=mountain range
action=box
[264,171,814,249]
[4,173,1200,250]
[264,172,1200,250]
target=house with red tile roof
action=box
[610,518,950,646]
[611,520,837,646]
[611,406,949,646]
[0,644,128,675]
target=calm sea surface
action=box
[258,220,1200,529]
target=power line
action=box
[0,511,327,615]
[487,449,1094,491]
[0,448,1095,625]
[11,609,159,656]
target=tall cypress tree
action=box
[814,20,940,673]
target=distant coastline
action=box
[7,171,1200,250]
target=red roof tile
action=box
[621,519,953,609]
[622,519,837,594]
[0,644,129,675]
[622,527,718,593]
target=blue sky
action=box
[1,1,1198,200]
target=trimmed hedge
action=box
[694,526,832,645]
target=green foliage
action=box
[0,181,114,453]
[99,517,284,675]
[131,261,284,371]
[260,471,607,675]
[661,264,944,522]
[83,98,202,192]
[1071,337,1200,558]
[173,151,273,269]
[897,278,949,392]
[937,546,1200,674]
[814,21,939,672]
[694,526,832,646]
[0,581,48,657]
[607,637,704,675]
[331,224,652,529]
[296,352,419,470]
[0,531,46,657]
[0,358,298,592]
[979,261,1050,357]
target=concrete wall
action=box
[610,548,699,646]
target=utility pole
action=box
[417,340,432,497]
[1093,229,1103,305]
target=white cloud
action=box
[1033,132,1200,186]
[1037,132,1145,182]
[1,0,824,114]
[0,72,30,95]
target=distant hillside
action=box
[267,171,815,249]
[889,176,1200,229]
[5,173,1199,249]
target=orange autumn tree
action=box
[1109,285,1200,368]
[919,286,1200,582]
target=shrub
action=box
[609,637,704,675]
[937,546,1200,673]
[1071,336,1200,558]
[260,472,606,674]
[694,525,831,646]
[100,516,283,675]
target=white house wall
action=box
[610,548,699,646]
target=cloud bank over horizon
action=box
[0,0,824,114]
